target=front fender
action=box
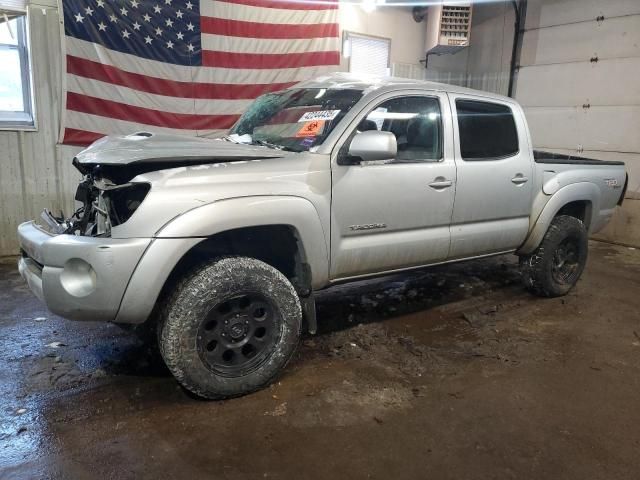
[517,182,600,255]
[115,196,329,324]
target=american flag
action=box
[60,0,340,145]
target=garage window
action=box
[344,32,390,77]
[0,10,34,129]
[456,100,518,160]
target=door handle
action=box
[428,178,453,189]
[511,175,529,185]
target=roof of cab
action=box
[293,72,515,104]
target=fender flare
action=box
[517,182,600,255]
[115,196,329,324]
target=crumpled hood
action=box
[74,131,284,166]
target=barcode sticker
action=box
[298,110,341,122]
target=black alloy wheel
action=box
[159,256,302,399]
[197,293,280,376]
[520,215,588,297]
[550,237,581,286]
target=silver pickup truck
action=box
[18,73,627,398]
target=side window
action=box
[358,96,443,162]
[456,100,518,160]
[0,14,34,129]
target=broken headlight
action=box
[103,183,151,227]
[64,180,151,236]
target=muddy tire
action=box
[158,256,302,399]
[519,215,588,297]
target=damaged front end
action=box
[17,158,155,321]
[58,172,150,237]
[16,167,155,323]
[39,130,285,237]
[17,131,288,322]
[41,159,153,237]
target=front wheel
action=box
[519,215,588,297]
[159,256,302,399]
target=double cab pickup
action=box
[18,73,628,398]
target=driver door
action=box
[330,92,456,279]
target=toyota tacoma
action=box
[18,73,628,398]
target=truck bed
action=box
[534,150,625,166]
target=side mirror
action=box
[345,130,397,164]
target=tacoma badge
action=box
[349,223,387,231]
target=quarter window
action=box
[358,96,443,162]
[456,100,518,160]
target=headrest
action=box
[358,119,378,132]
[406,116,435,148]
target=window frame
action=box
[337,93,445,165]
[0,12,35,130]
[454,98,520,162]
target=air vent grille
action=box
[440,5,472,41]
[425,3,473,55]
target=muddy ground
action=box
[1,241,639,480]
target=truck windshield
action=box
[229,88,364,152]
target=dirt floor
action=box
[1,241,639,480]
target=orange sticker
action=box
[296,120,325,137]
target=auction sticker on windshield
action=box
[298,110,340,122]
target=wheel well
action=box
[556,200,592,227]
[159,225,311,305]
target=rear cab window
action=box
[455,99,519,160]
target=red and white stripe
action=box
[61,0,340,146]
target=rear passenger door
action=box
[449,96,533,258]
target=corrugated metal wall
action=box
[392,61,468,87]
[464,1,514,95]
[0,3,81,256]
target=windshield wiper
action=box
[252,140,298,152]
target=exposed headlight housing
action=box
[103,183,151,227]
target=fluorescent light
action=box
[361,0,377,13]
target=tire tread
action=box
[520,215,588,297]
[158,256,301,399]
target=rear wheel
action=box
[520,215,588,297]
[159,256,301,399]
